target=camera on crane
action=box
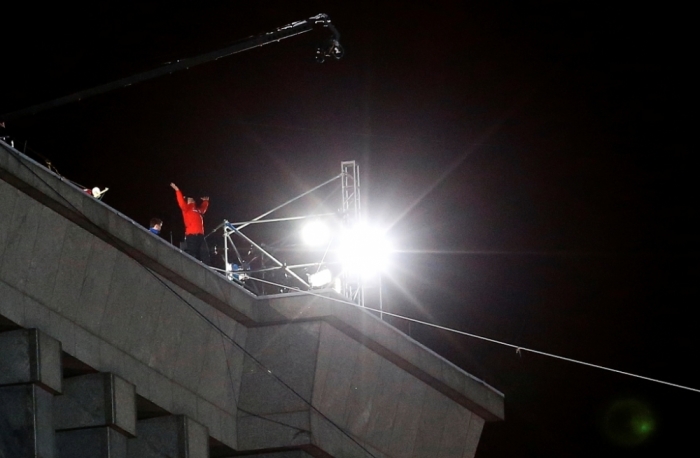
[316,39,344,63]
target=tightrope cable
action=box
[248,277,700,394]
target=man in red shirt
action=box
[170,182,210,264]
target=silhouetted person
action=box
[170,182,210,264]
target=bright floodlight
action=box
[301,221,331,246]
[308,268,332,288]
[339,224,392,278]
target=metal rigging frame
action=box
[211,160,364,303]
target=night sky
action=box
[2,1,697,456]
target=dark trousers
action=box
[185,234,210,265]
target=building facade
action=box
[0,140,504,457]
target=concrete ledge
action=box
[0,142,258,326]
[0,328,62,394]
[258,293,504,422]
[54,372,136,437]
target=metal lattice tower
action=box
[340,161,362,303]
[341,161,361,226]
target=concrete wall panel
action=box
[49,308,77,357]
[126,281,168,363]
[73,324,101,369]
[248,452,316,458]
[385,373,427,457]
[113,375,138,435]
[146,295,187,379]
[100,255,143,349]
[436,404,471,458]
[240,322,321,415]
[0,328,62,393]
[0,280,25,326]
[411,388,451,458]
[268,322,322,402]
[54,372,136,436]
[124,353,152,402]
[23,294,53,339]
[343,345,383,439]
[50,224,93,320]
[196,325,239,410]
[365,317,400,358]
[107,210,136,250]
[237,410,311,450]
[313,324,360,425]
[0,191,42,291]
[99,338,128,378]
[0,179,20,260]
[25,205,69,306]
[309,410,387,458]
[171,382,200,422]
[127,415,208,458]
[155,239,185,279]
[146,366,175,412]
[362,358,404,454]
[76,239,118,335]
[39,328,64,393]
[462,415,485,458]
[239,354,303,416]
[57,427,128,458]
[171,310,209,392]
[196,396,222,441]
[220,409,237,450]
[0,384,55,458]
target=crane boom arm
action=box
[2,14,342,122]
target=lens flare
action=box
[339,224,392,277]
[301,221,331,246]
[601,398,655,447]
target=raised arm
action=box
[171,183,186,209]
[199,196,209,214]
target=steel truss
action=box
[209,161,365,304]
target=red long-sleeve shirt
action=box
[175,190,208,235]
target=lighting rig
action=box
[209,161,392,309]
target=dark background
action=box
[2,1,697,456]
